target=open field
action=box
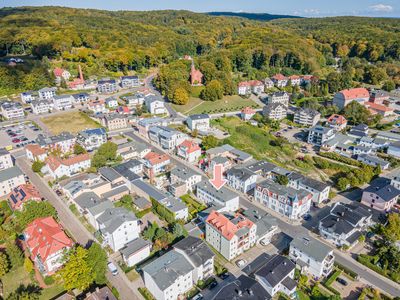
[1,266,33,298]
[41,111,102,134]
[172,95,260,115]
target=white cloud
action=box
[369,4,394,12]
[303,8,321,15]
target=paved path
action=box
[16,156,143,300]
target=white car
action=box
[107,262,118,276]
[235,259,246,267]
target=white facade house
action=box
[238,80,264,95]
[148,126,187,150]
[186,114,210,131]
[145,96,166,115]
[307,125,336,146]
[1,101,24,120]
[206,210,257,261]
[31,100,54,115]
[105,97,119,109]
[176,140,201,163]
[226,167,258,193]
[36,132,76,154]
[294,108,321,127]
[38,87,57,100]
[77,128,107,151]
[289,236,335,279]
[170,166,202,192]
[255,180,312,220]
[287,172,331,204]
[97,79,117,93]
[262,103,287,120]
[120,76,140,88]
[125,93,145,107]
[0,149,13,171]
[53,95,74,110]
[121,238,151,267]
[0,166,26,198]
[21,92,36,103]
[196,180,240,212]
[42,154,91,179]
[265,92,290,106]
[96,207,140,252]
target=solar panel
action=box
[10,194,18,204]
[20,190,26,198]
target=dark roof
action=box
[346,231,362,244]
[120,238,151,258]
[254,255,295,288]
[244,160,276,174]
[288,172,329,192]
[133,197,151,210]
[214,275,272,300]
[364,181,400,202]
[99,167,122,182]
[227,167,256,182]
[173,236,215,267]
[98,79,116,84]
[187,114,209,121]
[242,253,271,275]
[113,160,141,182]
[132,180,167,201]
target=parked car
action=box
[260,239,269,246]
[191,293,203,300]
[219,273,229,280]
[336,277,348,286]
[12,138,21,143]
[107,262,118,276]
[236,259,246,267]
[303,214,312,221]
[209,281,218,290]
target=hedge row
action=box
[318,152,363,167]
[334,262,358,279]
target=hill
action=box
[207,11,301,21]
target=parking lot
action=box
[0,121,42,149]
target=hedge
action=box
[324,269,341,286]
[138,287,155,300]
[357,254,399,283]
[150,197,175,224]
[135,207,151,218]
[334,262,358,279]
[318,152,362,167]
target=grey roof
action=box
[87,199,113,216]
[142,250,194,291]
[288,172,329,192]
[282,277,297,291]
[113,160,142,182]
[207,144,252,162]
[38,87,56,93]
[97,207,137,234]
[227,167,256,182]
[120,238,151,258]
[295,108,320,118]
[364,182,400,202]
[254,215,278,238]
[173,236,215,267]
[187,114,209,121]
[309,125,334,135]
[376,131,400,142]
[255,255,296,288]
[271,166,291,176]
[99,167,122,182]
[263,103,287,114]
[100,185,130,199]
[211,156,230,164]
[170,166,199,181]
[0,166,23,182]
[133,197,151,210]
[291,235,332,263]
[159,197,187,213]
[257,179,311,202]
[36,132,75,147]
[74,192,101,208]
[196,180,239,203]
[358,154,389,168]
[0,148,10,156]
[244,160,276,174]
[131,180,167,201]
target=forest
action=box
[0,7,399,96]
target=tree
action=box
[91,154,107,169]
[382,213,400,242]
[201,135,219,150]
[6,241,24,269]
[0,252,10,276]
[172,223,185,238]
[14,201,57,228]
[344,101,371,125]
[94,141,117,164]
[155,227,167,240]
[276,175,289,186]
[24,257,34,274]
[73,144,87,155]
[61,247,93,291]
[172,87,189,105]
[200,80,224,101]
[86,243,107,285]
[200,61,218,84]
[143,222,159,241]
[32,160,44,173]
[382,80,395,92]
[6,284,42,300]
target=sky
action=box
[2,0,400,17]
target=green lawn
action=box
[171,95,260,115]
[1,266,33,298]
[39,285,65,300]
[41,111,102,134]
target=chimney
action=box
[78,64,84,81]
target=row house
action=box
[254,180,312,220]
[265,92,290,106]
[38,87,57,100]
[238,80,264,95]
[293,108,320,127]
[226,166,258,193]
[186,114,210,131]
[120,75,140,88]
[31,99,54,115]
[206,210,257,261]
[262,103,287,120]
[357,154,390,170]
[43,154,91,179]
[148,126,187,150]
[176,139,201,163]
[97,79,117,93]
[53,95,74,110]
[36,132,76,153]
[1,101,24,119]
[77,128,107,151]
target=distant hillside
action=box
[207,11,302,21]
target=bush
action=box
[334,262,358,279]
[324,269,341,286]
[44,276,55,285]
[138,287,155,300]
[318,152,362,167]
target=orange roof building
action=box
[44,153,91,179]
[177,140,201,163]
[8,184,42,211]
[327,114,348,131]
[143,151,171,178]
[25,144,48,161]
[333,88,370,109]
[241,107,256,120]
[24,216,74,274]
[364,102,394,117]
[205,210,257,260]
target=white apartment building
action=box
[20,91,35,103]
[196,180,240,212]
[1,101,24,119]
[226,167,258,193]
[43,154,91,179]
[293,108,321,127]
[148,126,187,150]
[97,79,117,93]
[186,114,210,131]
[176,140,201,163]
[287,172,331,204]
[77,128,107,151]
[38,87,57,100]
[36,132,76,153]
[0,149,13,171]
[53,95,74,110]
[206,210,257,261]
[120,75,140,88]
[262,103,287,120]
[31,100,54,115]
[170,166,202,191]
[145,96,166,115]
[0,166,26,197]
[265,92,290,106]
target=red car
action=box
[12,138,21,143]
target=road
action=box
[125,130,400,297]
[15,155,143,300]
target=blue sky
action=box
[2,0,400,17]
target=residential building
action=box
[43,154,91,179]
[101,113,128,131]
[97,79,117,93]
[71,93,89,104]
[333,88,369,109]
[319,202,373,247]
[364,101,394,117]
[388,141,400,158]
[117,141,150,160]
[24,216,74,275]
[186,114,210,131]
[74,192,113,228]
[159,196,189,220]
[361,179,400,212]
[226,167,257,193]
[7,184,41,211]
[271,74,288,87]
[143,250,195,300]
[53,67,71,82]
[357,154,390,170]
[293,108,320,127]
[52,95,74,110]
[145,95,166,115]
[170,166,202,192]
[190,61,203,86]
[348,124,369,138]
[1,101,24,119]
[0,149,13,170]
[143,152,171,178]
[173,236,215,282]
[137,117,168,136]
[120,75,140,88]
[206,144,253,164]
[370,90,390,104]
[262,103,287,120]
[307,125,335,146]
[287,172,330,204]
[169,181,188,198]
[196,180,239,212]
[77,128,107,151]
[148,126,187,150]
[241,107,256,121]
[38,87,56,100]
[36,132,76,153]
[87,99,108,114]
[0,166,26,198]
[288,75,301,86]
[31,99,54,115]
[206,210,257,260]
[254,255,297,298]
[255,180,312,220]
[238,80,264,95]
[121,238,151,267]
[176,140,201,163]
[326,114,347,131]
[96,207,140,251]
[264,78,274,89]
[85,287,118,300]
[289,235,334,279]
[20,91,35,103]
[105,97,118,109]
[265,92,290,106]
[125,93,145,107]
[25,144,47,162]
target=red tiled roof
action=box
[327,114,347,125]
[144,151,170,166]
[26,144,46,157]
[206,210,254,241]
[241,107,256,114]
[238,80,264,87]
[272,74,287,81]
[364,102,394,113]
[339,88,369,101]
[46,154,90,172]
[53,67,64,77]
[25,217,73,262]
[8,184,41,210]
[178,140,201,154]
[288,75,300,80]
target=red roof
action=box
[118,106,130,114]
[364,102,394,113]
[339,88,369,101]
[272,74,287,81]
[25,216,74,262]
[46,153,90,172]
[327,114,347,126]
[53,67,64,77]
[88,99,105,107]
[8,184,41,210]
[288,75,300,80]
[241,107,256,114]
[26,144,47,157]
[238,80,263,87]
[144,151,170,166]
[206,210,254,241]
[178,140,201,154]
